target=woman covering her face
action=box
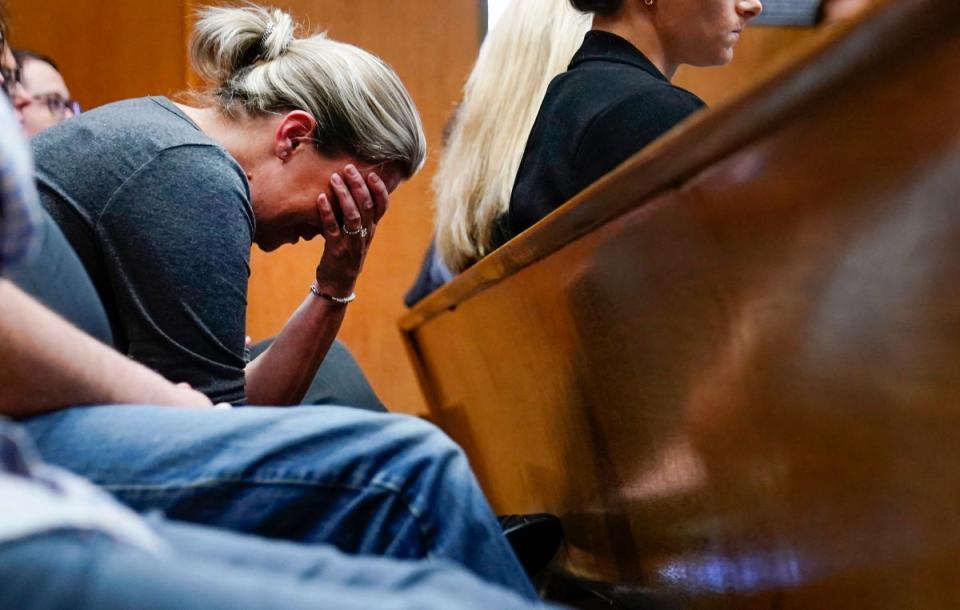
[493,0,763,250]
[32,5,426,406]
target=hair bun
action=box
[190,5,297,86]
[569,0,624,14]
[259,9,295,61]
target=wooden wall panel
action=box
[8,0,188,111]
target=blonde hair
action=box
[434,0,590,272]
[191,4,426,178]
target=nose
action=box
[9,82,30,112]
[737,0,763,20]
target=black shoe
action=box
[498,513,563,578]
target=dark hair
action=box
[13,49,59,72]
[569,0,624,15]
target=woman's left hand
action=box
[313,164,391,297]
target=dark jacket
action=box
[494,31,706,250]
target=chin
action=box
[708,47,736,67]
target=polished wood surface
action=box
[402,0,960,605]
[10,1,483,416]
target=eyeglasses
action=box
[0,64,22,98]
[29,93,81,119]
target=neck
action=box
[175,103,269,174]
[592,7,677,80]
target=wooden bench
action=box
[400,0,960,606]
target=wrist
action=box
[313,270,357,298]
[310,281,356,305]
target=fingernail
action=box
[331,173,343,185]
[369,173,381,183]
[346,165,359,177]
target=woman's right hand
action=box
[313,165,391,297]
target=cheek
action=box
[383,176,402,195]
[23,105,54,126]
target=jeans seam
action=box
[102,477,434,554]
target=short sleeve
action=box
[573,85,706,192]
[0,98,42,275]
[96,145,254,404]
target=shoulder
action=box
[595,82,705,134]
[576,82,705,160]
[102,144,254,238]
[146,143,248,189]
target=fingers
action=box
[315,193,342,239]
[337,165,374,229]
[366,172,390,223]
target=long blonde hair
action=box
[191,4,426,178]
[434,0,590,272]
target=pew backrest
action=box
[400,0,960,606]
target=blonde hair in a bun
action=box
[190,3,426,178]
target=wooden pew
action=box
[399,0,960,607]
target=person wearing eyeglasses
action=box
[13,50,78,137]
[0,41,27,119]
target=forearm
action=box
[244,291,348,406]
[0,280,207,417]
[243,164,389,406]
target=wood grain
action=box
[8,0,188,111]
[403,0,960,605]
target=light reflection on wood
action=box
[402,0,960,606]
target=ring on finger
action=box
[342,224,364,236]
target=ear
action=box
[274,110,317,161]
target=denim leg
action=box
[23,406,536,599]
[0,524,550,610]
[152,518,552,608]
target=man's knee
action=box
[386,415,468,466]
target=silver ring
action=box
[342,224,365,237]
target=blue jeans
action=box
[23,406,535,599]
[0,518,552,609]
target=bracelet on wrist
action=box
[310,282,356,304]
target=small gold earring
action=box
[644,0,654,5]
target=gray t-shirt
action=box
[33,97,255,404]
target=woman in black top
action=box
[499,0,763,248]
